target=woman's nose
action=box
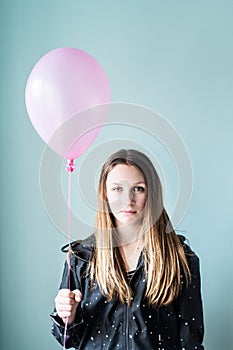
[122,189,135,205]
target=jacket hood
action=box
[61,234,95,262]
[60,233,191,262]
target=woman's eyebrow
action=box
[111,181,146,185]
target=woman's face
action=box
[106,164,147,227]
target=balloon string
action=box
[63,168,72,349]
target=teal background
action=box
[1,0,233,349]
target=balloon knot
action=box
[66,159,75,172]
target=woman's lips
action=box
[121,210,137,214]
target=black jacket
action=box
[51,235,204,349]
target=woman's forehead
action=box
[106,164,145,185]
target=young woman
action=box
[51,149,204,349]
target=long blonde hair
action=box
[90,149,190,307]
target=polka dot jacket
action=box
[50,235,204,350]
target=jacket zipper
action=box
[125,303,129,350]
[125,269,136,350]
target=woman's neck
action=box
[115,224,144,272]
[119,237,144,272]
[116,222,142,246]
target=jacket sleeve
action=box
[175,254,205,350]
[50,255,85,349]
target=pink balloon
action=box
[25,48,110,160]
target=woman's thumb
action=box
[72,289,82,303]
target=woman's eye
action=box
[134,186,145,192]
[113,187,122,192]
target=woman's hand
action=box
[55,289,82,325]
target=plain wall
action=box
[1,1,233,349]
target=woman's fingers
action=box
[55,288,82,324]
[55,290,76,305]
